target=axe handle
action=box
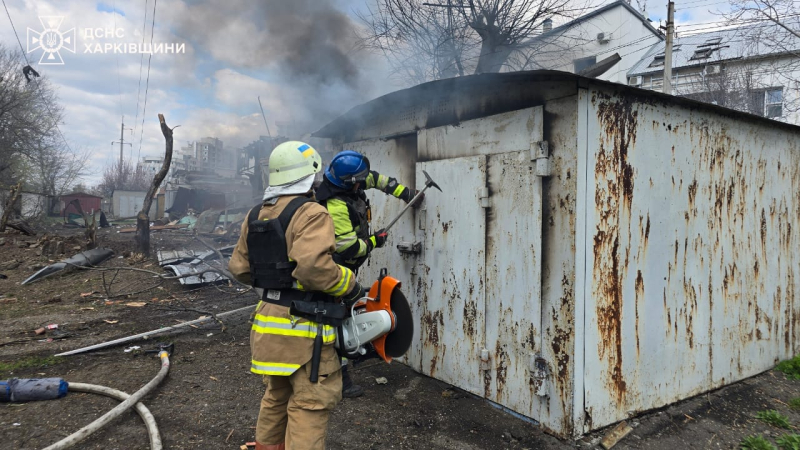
[382,186,429,233]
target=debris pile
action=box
[159,245,234,286]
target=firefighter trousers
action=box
[255,359,343,450]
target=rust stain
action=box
[495,340,508,397]
[635,270,644,356]
[463,300,477,337]
[591,94,640,405]
[688,178,698,211]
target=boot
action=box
[341,365,364,398]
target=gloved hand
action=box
[400,187,421,203]
[400,188,424,208]
[342,282,367,307]
[368,229,388,250]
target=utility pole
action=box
[663,1,675,94]
[111,116,133,177]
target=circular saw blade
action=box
[385,288,414,358]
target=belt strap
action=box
[261,289,309,307]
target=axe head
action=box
[422,170,442,192]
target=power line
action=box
[2,0,74,155]
[132,0,149,147]
[2,0,28,64]
[112,0,123,120]
[137,0,157,162]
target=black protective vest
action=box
[337,192,370,240]
[246,197,312,291]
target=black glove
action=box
[342,282,366,307]
[400,188,424,207]
[399,187,419,203]
[368,229,388,250]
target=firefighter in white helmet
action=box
[229,141,367,450]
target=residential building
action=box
[176,137,237,177]
[627,25,800,125]
[141,156,163,176]
[513,0,664,84]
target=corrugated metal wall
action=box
[581,87,800,432]
[327,75,800,438]
[343,106,577,432]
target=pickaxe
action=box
[382,170,442,233]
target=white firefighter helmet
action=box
[268,141,322,186]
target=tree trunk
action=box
[0,182,22,232]
[67,198,97,248]
[135,114,174,256]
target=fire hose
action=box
[40,344,173,450]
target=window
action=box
[655,44,681,57]
[649,55,665,68]
[697,37,722,48]
[747,88,783,118]
[691,48,715,60]
[765,88,783,118]
[573,56,597,73]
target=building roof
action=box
[313,70,800,142]
[530,0,662,43]
[61,192,102,199]
[628,24,800,77]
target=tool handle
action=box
[383,186,427,233]
[309,333,322,383]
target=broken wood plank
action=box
[7,220,36,236]
[600,421,633,450]
[119,224,188,233]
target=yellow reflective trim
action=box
[377,174,390,189]
[355,238,367,257]
[252,315,336,343]
[393,185,405,197]
[251,360,301,376]
[325,265,352,297]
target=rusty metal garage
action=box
[313,70,800,437]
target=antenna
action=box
[257,96,272,138]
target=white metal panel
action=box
[417,156,487,395]
[582,88,800,431]
[483,150,543,416]
[573,88,590,436]
[341,137,422,370]
[419,107,544,161]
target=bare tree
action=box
[136,114,174,256]
[0,43,87,205]
[96,160,152,198]
[358,0,578,83]
[719,1,800,116]
[0,44,63,182]
[27,142,90,197]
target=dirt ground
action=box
[1,225,799,450]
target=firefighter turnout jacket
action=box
[316,170,411,270]
[229,195,356,377]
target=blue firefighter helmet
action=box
[325,150,370,189]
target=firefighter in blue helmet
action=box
[315,150,422,397]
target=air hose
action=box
[42,346,172,450]
[65,383,162,450]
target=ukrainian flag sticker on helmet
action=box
[298,144,315,158]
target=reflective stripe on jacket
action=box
[228,195,355,376]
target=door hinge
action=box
[479,187,490,208]
[531,140,552,177]
[396,241,422,255]
[480,348,491,370]
[530,354,549,397]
